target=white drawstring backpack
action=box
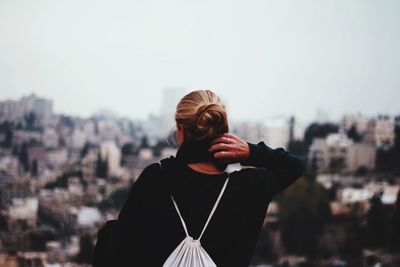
[162,164,230,267]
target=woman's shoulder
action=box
[143,161,163,173]
[230,167,274,197]
[219,167,272,206]
[154,156,268,189]
[137,156,177,184]
[137,155,175,176]
[229,167,266,186]
[132,161,164,188]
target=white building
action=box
[0,99,24,121]
[231,120,268,144]
[20,93,53,118]
[70,128,86,150]
[308,133,376,172]
[264,117,291,149]
[76,207,102,228]
[46,149,68,169]
[291,119,306,141]
[8,197,39,228]
[339,183,399,205]
[342,113,370,134]
[346,143,376,171]
[97,119,123,141]
[339,188,374,204]
[139,148,154,160]
[82,120,98,144]
[100,140,121,176]
[364,115,395,147]
[0,155,19,178]
[13,130,42,146]
[232,116,304,147]
[42,128,59,149]
[0,93,53,120]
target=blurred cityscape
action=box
[0,92,399,267]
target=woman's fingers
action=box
[211,136,230,145]
[208,133,248,164]
[211,134,239,145]
[208,143,231,153]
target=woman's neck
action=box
[186,162,224,174]
[176,138,228,172]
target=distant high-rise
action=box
[100,140,121,176]
[159,87,186,119]
[265,117,290,149]
[288,116,295,143]
[158,87,186,138]
[20,93,53,117]
[0,93,53,120]
[314,107,330,123]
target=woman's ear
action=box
[177,123,183,133]
[176,123,184,145]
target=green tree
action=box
[59,136,66,147]
[121,143,136,155]
[103,155,109,178]
[0,121,13,148]
[329,157,346,174]
[19,143,29,171]
[346,124,363,143]
[304,123,339,147]
[355,166,369,176]
[250,226,278,265]
[121,143,136,166]
[140,135,149,148]
[365,193,387,248]
[278,171,331,257]
[166,129,178,148]
[96,152,108,178]
[29,228,57,251]
[4,128,13,148]
[375,146,397,174]
[12,145,18,156]
[31,159,38,176]
[0,213,7,231]
[24,111,37,130]
[80,142,91,158]
[389,190,400,251]
[153,139,169,157]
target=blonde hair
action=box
[175,89,229,142]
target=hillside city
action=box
[0,93,399,267]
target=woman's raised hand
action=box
[208,133,250,164]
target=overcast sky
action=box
[0,0,399,125]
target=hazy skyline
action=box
[1,0,399,125]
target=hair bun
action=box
[195,103,227,140]
[175,90,229,141]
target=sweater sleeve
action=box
[117,163,158,223]
[240,141,306,199]
[115,163,160,265]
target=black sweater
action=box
[115,141,306,267]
